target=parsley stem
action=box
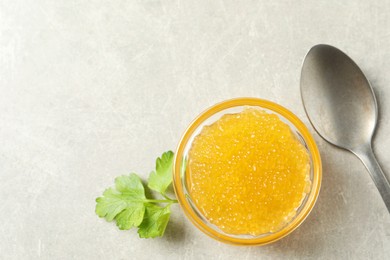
[161,193,178,202]
[144,199,178,204]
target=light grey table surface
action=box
[1,0,390,259]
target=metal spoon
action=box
[300,44,390,213]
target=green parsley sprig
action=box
[95,151,178,238]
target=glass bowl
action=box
[173,98,322,245]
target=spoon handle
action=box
[354,143,390,213]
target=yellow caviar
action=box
[188,108,311,235]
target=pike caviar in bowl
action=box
[173,98,321,245]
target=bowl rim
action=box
[173,97,322,245]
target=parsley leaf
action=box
[95,151,178,238]
[115,205,145,230]
[148,151,174,194]
[95,174,146,228]
[95,188,129,221]
[138,204,171,238]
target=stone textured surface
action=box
[1,0,390,259]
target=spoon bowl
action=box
[301,44,390,213]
